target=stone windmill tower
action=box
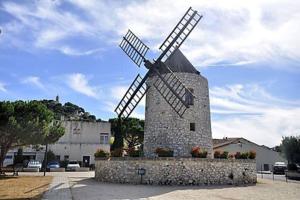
[114,7,213,157]
[144,49,212,157]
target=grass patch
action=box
[0,176,52,200]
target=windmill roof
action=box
[164,49,199,74]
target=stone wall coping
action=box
[95,157,255,163]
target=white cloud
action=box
[0,82,7,92]
[1,0,299,69]
[210,84,300,147]
[21,76,44,89]
[59,46,103,56]
[66,73,100,98]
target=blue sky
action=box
[0,0,299,147]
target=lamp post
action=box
[43,143,48,176]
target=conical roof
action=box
[164,49,199,74]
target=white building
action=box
[213,137,287,171]
[3,120,111,167]
[49,120,111,166]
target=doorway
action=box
[82,156,90,167]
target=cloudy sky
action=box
[0,0,299,147]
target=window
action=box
[100,133,109,144]
[64,155,69,161]
[5,155,13,159]
[56,155,61,161]
[190,123,195,131]
[72,122,81,134]
[185,88,194,105]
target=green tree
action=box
[281,136,300,164]
[0,101,65,167]
[109,117,144,150]
[124,118,144,148]
[109,118,124,151]
[46,150,56,162]
[40,100,98,122]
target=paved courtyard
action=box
[20,172,300,200]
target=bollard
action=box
[272,165,274,181]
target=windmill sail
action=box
[152,63,194,117]
[115,74,149,118]
[116,7,201,119]
[158,7,202,62]
[119,30,149,67]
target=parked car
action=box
[66,161,80,171]
[47,161,60,169]
[3,155,14,167]
[273,162,287,174]
[27,160,42,171]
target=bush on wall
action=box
[214,151,228,159]
[126,147,142,157]
[248,151,256,159]
[191,147,207,158]
[94,149,109,158]
[235,151,256,159]
[155,147,173,157]
[111,148,123,157]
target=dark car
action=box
[47,161,60,169]
[273,162,287,174]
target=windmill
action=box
[113,7,211,156]
[115,7,202,119]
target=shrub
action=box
[191,146,200,157]
[155,147,173,157]
[214,151,221,158]
[110,148,123,157]
[228,154,234,159]
[235,152,241,159]
[199,151,208,158]
[127,147,142,157]
[248,151,256,159]
[240,152,249,159]
[235,152,249,159]
[220,151,229,159]
[191,147,208,158]
[94,149,109,158]
[60,160,68,168]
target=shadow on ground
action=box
[66,177,255,200]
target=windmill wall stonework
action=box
[143,50,213,157]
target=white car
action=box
[66,161,80,171]
[27,160,42,171]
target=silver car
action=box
[27,160,42,171]
[66,161,80,171]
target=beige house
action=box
[213,137,286,171]
[49,120,111,167]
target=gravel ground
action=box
[20,172,300,200]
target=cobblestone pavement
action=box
[19,172,300,200]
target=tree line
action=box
[1,99,298,167]
[0,100,65,167]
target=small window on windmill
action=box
[185,88,194,106]
[190,123,195,131]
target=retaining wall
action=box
[95,158,256,185]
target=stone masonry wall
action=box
[95,158,257,185]
[144,72,213,157]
